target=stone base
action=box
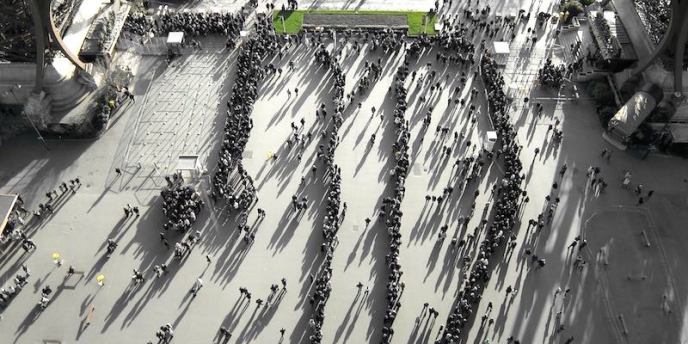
[23,91,52,130]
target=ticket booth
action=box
[484,131,498,152]
[176,155,203,181]
[492,41,510,66]
[166,31,184,55]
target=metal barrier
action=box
[116,33,169,55]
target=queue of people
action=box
[212,17,278,207]
[380,62,413,344]
[0,265,30,309]
[307,42,346,344]
[124,10,245,39]
[441,55,525,343]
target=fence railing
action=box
[116,33,169,55]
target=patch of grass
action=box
[272,10,437,36]
[273,10,305,34]
[407,12,436,36]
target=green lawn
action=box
[272,10,437,36]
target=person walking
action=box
[219,327,232,342]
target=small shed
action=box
[492,41,510,65]
[176,155,202,180]
[484,131,498,151]
[167,31,184,54]
[167,31,184,44]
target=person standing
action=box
[191,278,203,297]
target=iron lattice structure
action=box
[0,0,85,93]
[634,0,688,94]
[0,0,37,62]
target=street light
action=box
[8,84,49,151]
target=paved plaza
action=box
[1,1,688,344]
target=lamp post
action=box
[8,84,49,151]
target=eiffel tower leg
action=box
[28,0,47,94]
[672,13,688,95]
[632,0,679,75]
[632,0,688,79]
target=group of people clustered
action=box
[123,9,246,49]
[159,172,205,262]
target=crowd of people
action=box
[282,0,299,12]
[123,10,245,40]
[349,29,405,52]
[160,172,204,232]
[538,58,566,88]
[441,55,524,343]
[308,44,345,344]
[380,63,412,344]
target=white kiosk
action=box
[484,131,498,152]
[176,155,202,181]
[166,31,184,55]
[492,41,510,66]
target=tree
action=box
[562,1,585,19]
[598,106,616,128]
[619,76,641,102]
[649,100,676,122]
[586,80,614,105]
